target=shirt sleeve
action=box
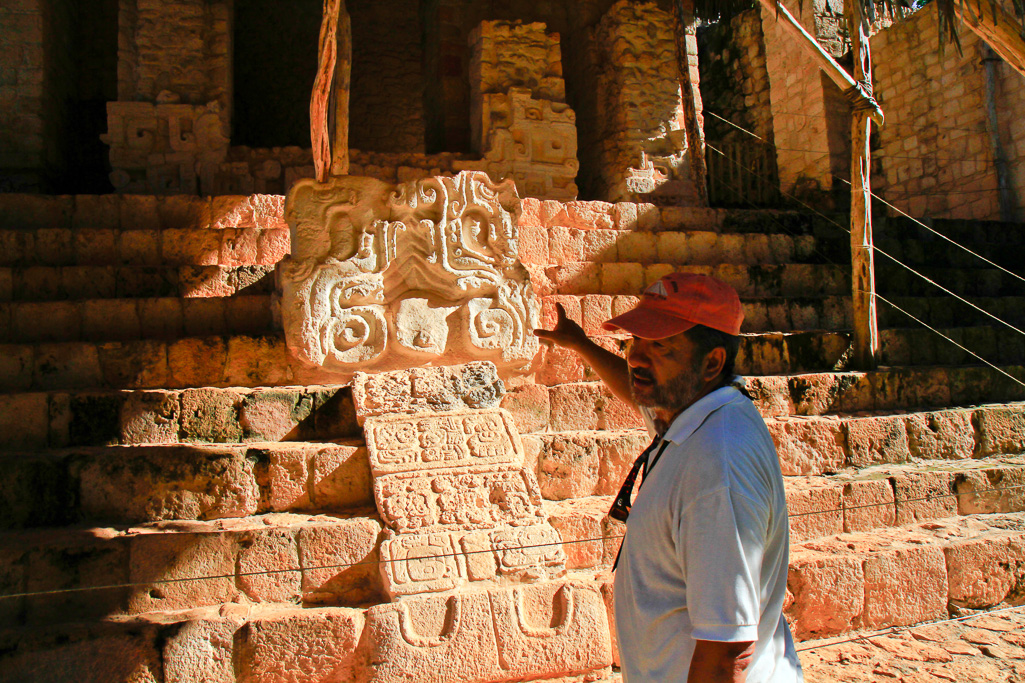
[674,485,767,643]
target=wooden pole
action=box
[311,0,343,182]
[846,0,880,369]
[330,6,351,176]
[755,0,883,125]
[673,0,709,205]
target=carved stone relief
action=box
[365,409,522,475]
[352,362,504,424]
[102,101,229,195]
[460,89,579,202]
[279,171,540,379]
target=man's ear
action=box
[702,346,727,382]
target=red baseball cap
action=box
[602,273,744,338]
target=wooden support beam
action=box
[331,7,351,177]
[846,0,880,369]
[673,0,709,206]
[956,0,1025,79]
[755,0,883,125]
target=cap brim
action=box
[601,305,697,340]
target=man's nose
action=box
[626,339,650,368]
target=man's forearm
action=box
[572,338,634,407]
[688,640,754,683]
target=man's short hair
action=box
[684,324,740,380]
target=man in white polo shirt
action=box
[535,273,803,682]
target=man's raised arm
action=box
[533,303,635,407]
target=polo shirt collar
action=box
[660,377,745,446]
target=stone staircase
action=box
[0,193,1023,681]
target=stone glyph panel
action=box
[279,171,540,379]
[102,101,229,195]
[363,582,612,683]
[365,409,523,475]
[462,89,579,202]
[352,362,504,424]
[379,524,566,597]
[374,466,545,535]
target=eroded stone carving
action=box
[375,466,545,535]
[380,524,565,597]
[102,101,229,195]
[365,409,522,475]
[280,171,540,379]
[363,583,612,683]
[352,362,504,424]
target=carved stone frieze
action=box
[352,362,504,424]
[374,465,545,535]
[365,409,522,475]
[279,171,540,379]
[102,101,229,195]
[363,582,612,683]
[379,524,566,597]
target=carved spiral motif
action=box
[321,304,387,364]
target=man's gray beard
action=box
[629,365,702,415]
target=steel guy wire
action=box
[833,175,1025,286]
[795,601,1025,653]
[1,481,1023,602]
[703,137,1025,381]
[704,126,1025,339]
[870,291,1025,389]
[704,110,1002,165]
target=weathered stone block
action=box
[549,383,601,432]
[862,545,948,629]
[311,442,373,510]
[179,387,243,443]
[168,337,227,387]
[500,383,550,434]
[786,480,843,543]
[786,550,865,639]
[237,527,301,602]
[904,409,974,460]
[299,518,383,605]
[955,464,1025,514]
[846,415,909,467]
[545,498,606,569]
[842,479,896,533]
[766,417,846,475]
[127,530,239,613]
[945,530,1025,609]
[98,340,169,389]
[73,445,257,523]
[237,608,365,683]
[537,434,600,500]
[239,388,314,442]
[974,405,1025,457]
[893,470,956,525]
[163,616,241,683]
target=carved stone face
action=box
[280,171,540,379]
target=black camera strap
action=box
[610,436,671,570]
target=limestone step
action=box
[0,295,276,344]
[526,404,1025,494]
[0,384,361,451]
[516,365,1025,431]
[0,264,276,302]
[876,236,1025,273]
[0,512,384,628]
[522,225,826,268]
[0,441,372,530]
[877,294,1025,329]
[876,262,1025,298]
[785,512,1025,640]
[542,456,1025,572]
[536,262,851,299]
[0,582,617,683]
[2,510,1022,656]
[0,221,288,268]
[0,328,854,392]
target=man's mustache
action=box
[630,368,655,383]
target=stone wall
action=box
[871,6,1023,221]
[584,0,696,203]
[0,0,76,191]
[759,0,848,200]
[697,9,773,146]
[349,0,426,153]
